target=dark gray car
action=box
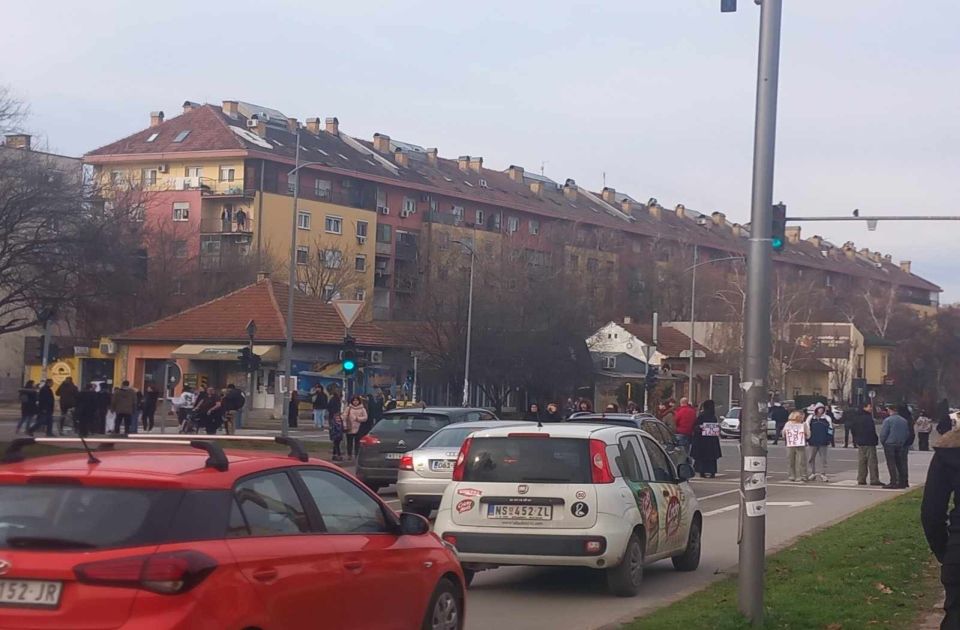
[356,407,500,491]
[565,413,691,468]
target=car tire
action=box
[672,515,702,572]
[421,578,462,630]
[606,531,644,597]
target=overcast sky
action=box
[4,0,958,301]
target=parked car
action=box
[0,435,465,630]
[397,420,532,517]
[564,414,690,468]
[435,423,702,596]
[357,407,500,492]
[719,407,741,438]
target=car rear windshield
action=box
[0,484,230,550]
[422,427,478,449]
[569,418,638,428]
[727,408,741,419]
[462,437,591,484]
[373,413,449,434]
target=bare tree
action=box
[296,235,366,302]
[0,86,27,135]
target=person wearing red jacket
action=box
[674,397,697,454]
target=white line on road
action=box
[704,500,813,517]
[696,488,741,501]
[703,504,739,517]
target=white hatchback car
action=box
[434,424,702,596]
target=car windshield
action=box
[726,408,741,419]
[421,427,478,449]
[462,437,591,484]
[0,484,183,549]
[373,413,448,434]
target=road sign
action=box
[332,299,364,329]
[640,344,656,363]
[868,390,877,399]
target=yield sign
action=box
[332,299,364,329]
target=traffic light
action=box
[771,203,787,252]
[46,342,60,363]
[645,366,659,391]
[341,335,357,376]
[238,347,252,371]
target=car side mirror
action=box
[677,463,694,482]
[399,512,430,536]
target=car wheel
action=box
[421,578,462,630]
[606,532,644,597]
[672,515,702,572]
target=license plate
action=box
[486,504,553,520]
[429,459,454,472]
[0,579,62,609]
[385,452,403,460]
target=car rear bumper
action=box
[720,427,740,438]
[355,465,399,485]
[397,476,449,506]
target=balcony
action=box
[200,217,253,235]
[197,177,255,198]
[395,242,418,261]
[375,242,393,256]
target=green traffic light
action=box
[342,359,356,371]
[771,237,784,251]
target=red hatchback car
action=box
[0,436,465,630]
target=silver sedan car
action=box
[396,420,532,517]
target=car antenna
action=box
[78,434,101,465]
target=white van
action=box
[433,424,702,596]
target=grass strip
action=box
[627,490,939,630]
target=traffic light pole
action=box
[739,0,782,625]
[40,316,52,381]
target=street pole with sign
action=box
[246,319,257,417]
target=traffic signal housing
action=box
[341,335,358,376]
[645,366,659,391]
[238,347,261,372]
[771,203,787,252]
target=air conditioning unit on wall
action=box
[369,350,383,364]
[99,342,116,355]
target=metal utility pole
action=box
[40,316,52,381]
[738,0,783,624]
[246,319,257,416]
[688,244,698,401]
[453,239,476,407]
[283,130,302,437]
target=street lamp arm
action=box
[451,239,476,256]
[683,255,745,273]
[287,161,329,176]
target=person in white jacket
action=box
[782,410,811,482]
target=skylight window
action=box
[464,180,474,187]
[172,130,191,143]
[273,140,284,147]
[338,153,350,161]
[317,148,329,156]
[146,133,158,143]
[443,176,453,182]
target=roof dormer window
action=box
[172,130,191,143]
[146,133,158,143]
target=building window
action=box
[174,240,188,259]
[146,133,158,143]
[506,216,520,234]
[587,258,599,272]
[297,211,311,230]
[110,170,124,185]
[172,130,191,143]
[130,205,145,222]
[355,288,366,301]
[403,197,416,214]
[491,212,501,230]
[476,209,485,225]
[325,215,343,234]
[314,179,332,200]
[219,166,235,182]
[569,254,579,267]
[881,352,889,374]
[322,249,343,269]
[172,202,190,222]
[452,205,464,224]
[605,260,615,274]
[377,223,392,243]
[322,285,337,301]
[529,219,540,235]
[141,169,158,186]
[602,356,617,369]
[356,220,369,240]
[174,280,185,295]
[185,166,202,178]
[429,197,438,212]
[376,187,388,213]
[825,273,833,288]
[355,255,367,272]
[296,245,309,265]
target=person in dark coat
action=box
[141,384,159,432]
[17,380,38,434]
[74,383,98,437]
[326,386,342,424]
[56,377,79,435]
[287,391,299,429]
[30,379,55,437]
[770,402,789,445]
[96,383,112,434]
[851,402,882,486]
[368,392,385,426]
[899,403,915,486]
[543,402,564,423]
[691,399,722,478]
[937,399,954,436]
[526,403,543,422]
[921,428,960,628]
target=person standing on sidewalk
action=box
[916,410,934,452]
[56,377,78,435]
[674,397,697,455]
[17,380,38,434]
[311,384,328,429]
[110,380,138,435]
[851,401,883,486]
[782,410,810,482]
[30,379,55,437]
[805,403,833,482]
[770,402,789,445]
[343,395,368,462]
[141,384,159,432]
[920,429,960,629]
[880,404,910,489]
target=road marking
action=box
[697,488,741,501]
[690,479,909,492]
[703,504,739,517]
[705,500,812,517]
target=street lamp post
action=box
[284,128,331,436]
[452,239,476,407]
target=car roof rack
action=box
[0,436,229,472]
[126,434,310,463]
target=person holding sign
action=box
[782,411,810,482]
[691,400,722,478]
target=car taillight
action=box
[399,454,414,470]
[441,533,457,547]
[360,435,380,446]
[451,437,472,481]
[75,550,217,595]
[589,439,614,484]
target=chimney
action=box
[711,211,727,227]
[252,118,267,138]
[621,199,637,217]
[458,155,471,172]
[563,178,578,201]
[623,316,633,325]
[394,148,409,168]
[859,247,871,259]
[286,117,298,133]
[883,254,892,263]
[325,117,339,136]
[373,133,391,153]
[469,156,483,173]
[786,225,802,244]
[4,133,31,150]
[731,223,743,236]
[843,241,857,260]
[222,101,239,118]
[426,147,438,166]
[149,111,164,127]
[602,187,617,204]
[305,117,321,134]
[674,203,685,218]
[507,164,524,183]
[529,180,543,197]
[900,260,912,274]
[182,101,199,114]
[807,234,823,249]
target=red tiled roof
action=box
[621,324,711,358]
[86,106,245,157]
[112,279,419,347]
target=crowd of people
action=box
[306,385,397,462]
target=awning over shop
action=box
[171,344,283,362]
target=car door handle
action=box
[251,567,278,583]
[343,559,363,572]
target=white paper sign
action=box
[745,472,766,490]
[745,499,766,517]
[743,456,766,471]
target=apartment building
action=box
[84,100,942,322]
